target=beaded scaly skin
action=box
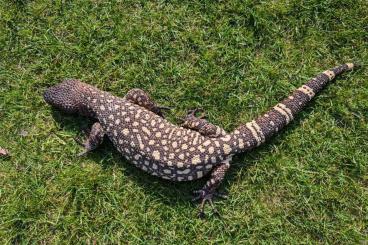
[44,63,356,217]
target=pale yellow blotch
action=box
[122,129,129,136]
[155,132,162,138]
[142,127,151,136]
[178,169,190,174]
[192,155,201,165]
[197,171,203,178]
[203,140,211,146]
[223,144,231,154]
[148,140,155,145]
[114,104,120,109]
[323,70,335,80]
[162,140,167,145]
[177,162,184,168]
[118,139,124,144]
[100,105,105,111]
[234,130,240,135]
[151,120,156,127]
[208,146,214,154]
[113,130,117,136]
[189,147,195,152]
[133,122,139,127]
[270,121,275,126]
[183,136,188,141]
[238,139,244,149]
[246,122,261,145]
[172,142,178,148]
[115,119,120,125]
[109,114,114,120]
[199,146,205,153]
[297,85,315,99]
[124,118,130,122]
[222,135,231,141]
[133,129,138,133]
[346,63,354,69]
[159,123,165,129]
[274,105,291,124]
[179,154,185,160]
[163,146,169,151]
[181,144,188,150]
[152,150,160,160]
[214,141,220,147]
[169,153,175,159]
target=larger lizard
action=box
[44,63,356,217]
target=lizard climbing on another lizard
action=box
[44,63,356,217]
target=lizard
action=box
[44,63,356,217]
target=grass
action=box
[0,0,367,243]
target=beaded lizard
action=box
[44,63,356,217]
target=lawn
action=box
[0,0,367,243]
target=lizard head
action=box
[44,79,85,114]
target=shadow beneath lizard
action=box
[49,102,317,212]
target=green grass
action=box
[1,0,367,243]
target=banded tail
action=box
[230,63,356,152]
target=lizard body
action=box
[44,63,356,217]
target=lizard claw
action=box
[187,108,206,119]
[153,105,171,118]
[192,189,224,218]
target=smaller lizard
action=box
[44,63,356,217]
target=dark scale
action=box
[44,63,356,217]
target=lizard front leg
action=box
[192,160,230,218]
[75,122,105,156]
[181,109,227,138]
[124,88,170,118]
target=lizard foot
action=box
[192,189,227,218]
[187,108,206,119]
[152,105,172,118]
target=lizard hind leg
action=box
[192,161,230,218]
[181,108,227,138]
[124,88,170,118]
[75,122,105,156]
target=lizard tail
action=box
[230,63,356,153]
